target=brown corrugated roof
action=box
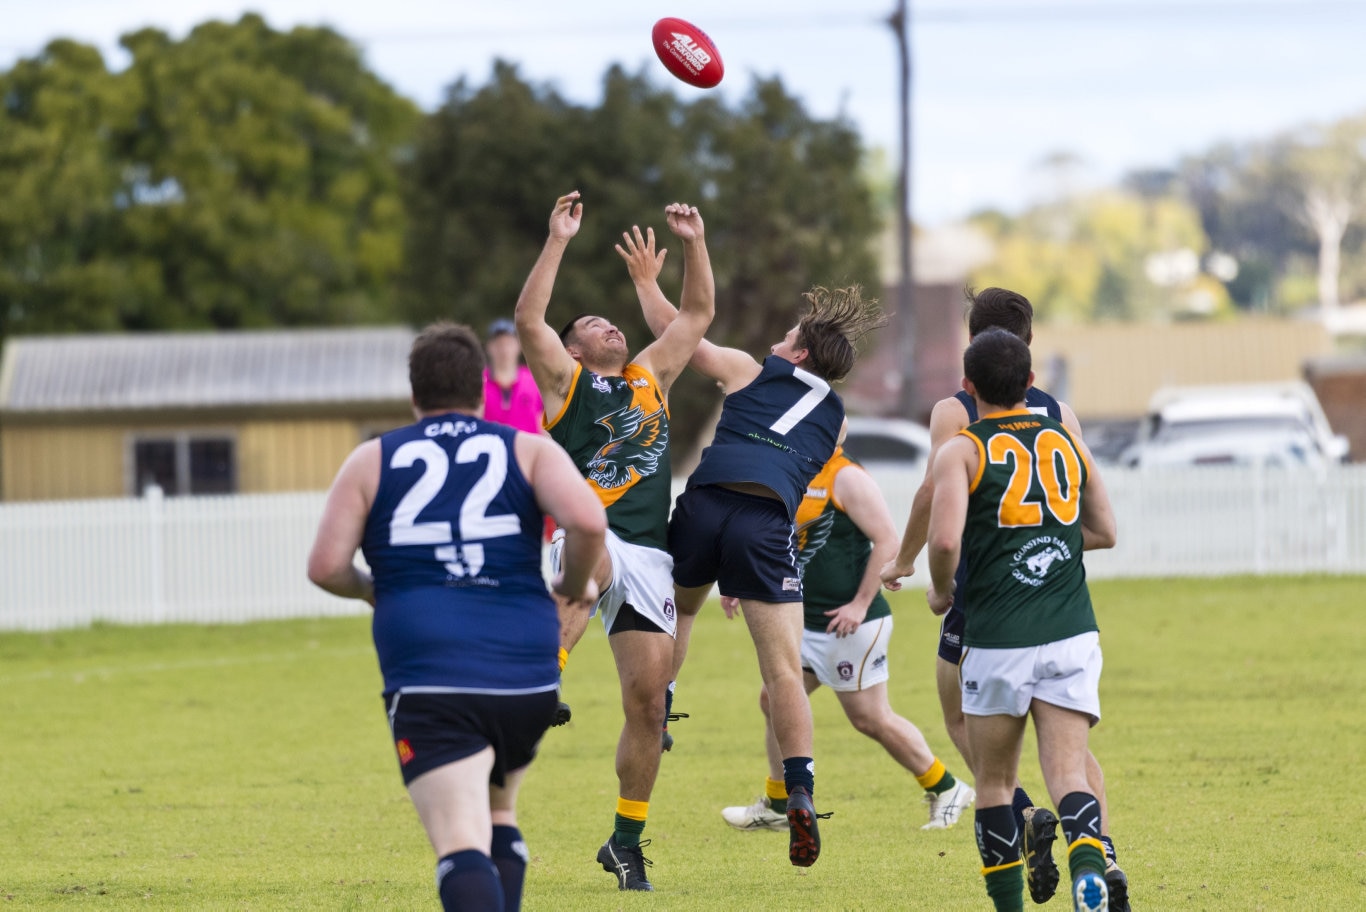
[0,327,416,413]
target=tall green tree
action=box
[0,15,420,339]
[0,40,137,337]
[402,64,881,454]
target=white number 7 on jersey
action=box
[769,368,830,435]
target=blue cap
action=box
[486,318,516,340]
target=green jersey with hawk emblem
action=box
[959,409,1096,649]
[546,361,671,550]
[794,448,890,632]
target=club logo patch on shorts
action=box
[396,738,415,765]
[837,661,854,680]
[782,577,801,592]
[663,597,676,621]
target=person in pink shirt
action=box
[485,319,555,547]
[483,319,545,435]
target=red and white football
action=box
[652,17,724,89]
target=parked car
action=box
[841,416,932,470]
[1120,381,1349,469]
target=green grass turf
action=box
[0,576,1362,909]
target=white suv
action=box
[1121,382,1349,469]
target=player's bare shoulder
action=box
[928,394,972,441]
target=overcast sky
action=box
[5,0,1365,224]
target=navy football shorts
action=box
[938,603,965,664]
[382,689,558,787]
[669,484,803,604]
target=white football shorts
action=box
[800,615,893,692]
[550,528,677,638]
[959,631,1102,725]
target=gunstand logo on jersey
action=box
[586,401,668,491]
[1010,535,1074,588]
[794,510,835,572]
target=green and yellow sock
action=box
[976,804,1024,912]
[982,861,1025,912]
[765,776,788,814]
[1056,791,1106,881]
[613,797,648,847]
[915,757,958,794]
[1067,837,1106,882]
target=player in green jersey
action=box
[514,191,715,892]
[883,288,1129,909]
[719,447,973,833]
[927,329,1117,912]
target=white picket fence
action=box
[1,466,1364,631]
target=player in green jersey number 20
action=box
[927,329,1119,912]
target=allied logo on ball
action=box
[652,17,724,89]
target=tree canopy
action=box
[0,15,421,339]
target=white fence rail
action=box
[2,466,1365,631]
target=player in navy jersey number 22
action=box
[308,323,606,912]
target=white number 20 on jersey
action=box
[387,436,521,577]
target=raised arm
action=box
[925,435,975,616]
[307,439,380,605]
[619,219,758,393]
[515,192,584,420]
[822,463,900,637]
[624,204,718,393]
[880,395,970,589]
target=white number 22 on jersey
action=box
[387,436,521,577]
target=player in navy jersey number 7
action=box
[630,251,885,868]
[307,323,607,912]
[881,288,1130,910]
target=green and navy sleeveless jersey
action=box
[362,413,557,693]
[546,362,671,550]
[795,448,890,631]
[959,409,1096,649]
[687,355,844,520]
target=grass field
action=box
[1,576,1363,910]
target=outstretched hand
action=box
[879,558,914,591]
[549,191,583,241]
[664,202,704,241]
[615,225,667,285]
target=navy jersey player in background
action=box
[307,323,606,912]
[881,288,1129,911]
[631,260,885,869]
